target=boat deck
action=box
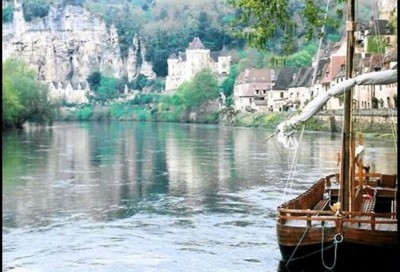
[281,216,397,231]
[345,217,397,231]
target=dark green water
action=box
[2,122,397,271]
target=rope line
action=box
[321,224,343,270]
[280,125,305,205]
[285,226,311,267]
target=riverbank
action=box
[55,105,397,136]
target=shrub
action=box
[75,106,93,120]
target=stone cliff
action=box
[2,0,155,84]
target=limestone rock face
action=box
[2,1,152,83]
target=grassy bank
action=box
[56,105,397,137]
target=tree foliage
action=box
[2,58,56,129]
[158,68,219,117]
[96,76,118,100]
[177,69,219,109]
[226,0,345,54]
[87,71,102,92]
[366,36,387,54]
[220,65,239,104]
[22,0,51,21]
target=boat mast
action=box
[341,0,356,212]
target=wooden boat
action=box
[273,0,398,270]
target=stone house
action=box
[271,67,299,111]
[232,68,275,112]
[310,58,329,104]
[287,67,314,110]
[233,39,396,113]
[318,40,347,110]
[165,37,231,92]
[355,51,397,109]
[363,18,396,56]
[48,80,91,104]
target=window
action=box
[280,92,284,98]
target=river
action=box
[2,122,397,272]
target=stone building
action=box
[48,80,91,104]
[270,67,299,111]
[165,37,231,92]
[233,68,275,112]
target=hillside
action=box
[2,0,377,82]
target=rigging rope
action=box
[311,0,331,86]
[280,125,305,205]
[367,0,397,151]
[285,226,311,267]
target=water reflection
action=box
[2,122,397,271]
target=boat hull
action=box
[276,173,398,271]
[279,239,400,271]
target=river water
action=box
[2,122,397,272]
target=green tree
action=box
[220,65,239,105]
[87,71,102,92]
[366,36,387,54]
[2,58,56,129]
[130,74,148,90]
[97,76,118,100]
[226,0,345,53]
[22,0,51,22]
[2,74,22,126]
[178,69,219,108]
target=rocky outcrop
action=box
[2,0,154,83]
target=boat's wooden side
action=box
[342,226,398,247]
[277,223,336,247]
[276,172,398,262]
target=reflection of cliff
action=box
[2,1,152,83]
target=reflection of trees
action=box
[3,123,397,226]
[2,132,28,186]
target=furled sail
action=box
[274,69,398,150]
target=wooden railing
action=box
[277,209,397,230]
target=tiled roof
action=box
[210,52,219,62]
[297,67,314,87]
[288,67,313,88]
[369,54,384,70]
[272,67,299,90]
[237,68,274,83]
[320,56,346,84]
[50,80,90,90]
[169,53,178,59]
[384,47,397,62]
[188,37,206,50]
[367,19,395,36]
[178,52,186,61]
[219,45,230,57]
[313,58,329,84]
